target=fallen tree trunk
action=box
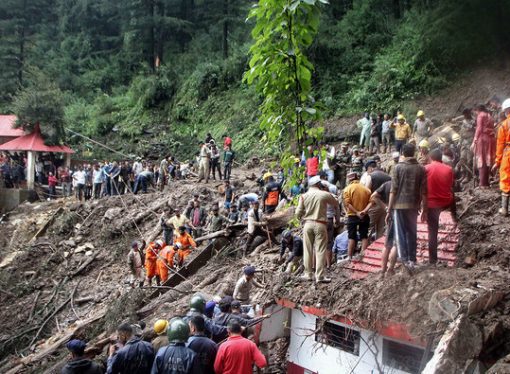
[266,207,294,229]
[2,312,106,374]
[194,230,229,243]
[71,252,99,277]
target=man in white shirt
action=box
[73,167,86,201]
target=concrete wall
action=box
[0,188,36,213]
[259,305,290,343]
[288,310,418,374]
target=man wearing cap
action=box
[262,174,285,214]
[62,339,103,374]
[386,143,428,269]
[414,110,432,145]
[197,142,212,183]
[391,114,412,153]
[343,171,372,261]
[127,241,144,288]
[386,152,401,176]
[174,226,197,267]
[335,143,351,190]
[152,320,169,352]
[357,112,371,150]
[418,139,431,165]
[296,175,341,283]
[233,266,263,304]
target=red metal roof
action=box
[344,212,459,279]
[0,124,74,154]
[0,115,24,137]
[276,298,425,346]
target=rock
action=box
[104,207,123,220]
[74,246,86,254]
[74,235,83,244]
[83,243,94,250]
[63,239,76,248]
[63,251,70,258]
[85,250,94,256]
[464,256,476,266]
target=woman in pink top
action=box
[471,105,496,187]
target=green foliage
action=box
[244,0,328,153]
[12,71,66,145]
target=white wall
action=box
[259,305,290,343]
[288,309,415,374]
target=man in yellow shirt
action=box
[168,208,194,239]
[342,171,372,262]
[391,114,412,153]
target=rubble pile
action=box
[0,167,509,373]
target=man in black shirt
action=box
[279,230,304,273]
[363,160,391,239]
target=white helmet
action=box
[502,98,510,112]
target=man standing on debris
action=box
[187,315,218,373]
[386,143,428,269]
[107,323,154,374]
[145,240,164,286]
[391,114,412,154]
[210,143,223,180]
[335,142,351,190]
[62,339,103,374]
[168,208,194,239]
[151,318,199,374]
[425,149,455,264]
[207,205,228,234]
[160,209,174,246]
[262,174,285,214]
[157,242,179,283]
[233,265,263,304]
[197,141,212,183]
[357,112,372,150]
[413,110,432,144]
[295,176,341,283]
[343,171,371,262]
[188,200,207,238]
[471,104,496,188]
[214,321,267,374]
[128,241,144,288]
[493,98,510,216]
[223,145,235,181]
[223,180,235,209]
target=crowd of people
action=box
[11,98,510,373]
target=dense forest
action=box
[0,0,509,159]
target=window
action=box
[315,320,360,356]
[383,339,425,374]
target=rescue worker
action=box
[133,168,154,194]
[386,152,400,176]
[492,98,510,216]
[279,230,304,273]
[152,319,169,352]
[245,200,274,256]
[233,266,263,304]
[417,139,431,165]
[391,114,412,153]
[174,226,197,268]
[262,174,285,214]
[62,339,103,374]
[343,171,372,262]
[157,243,180,283]
[295,176,341,283]
[145,240,164,286]
[471,104,496,188]
[151,318,199,374]
[197,142,212,183]
[107,323,154,374]
[127,241,144,288]
[187,315,218,373]
[183,294,228,342]
[413,110,432,144]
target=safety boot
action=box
[499,193,509,216]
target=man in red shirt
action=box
[214,321,267,374]
[48,172,58,199]
[223,134,232,150]
[425,149,455,264]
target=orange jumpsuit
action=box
[174,232,197,266]
[157,245,176,282]
[145,242,160,279]
[495,115,510,193]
